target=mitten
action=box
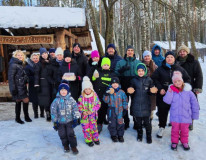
[123,109,127,116]
[53,122,59,131]
[118,65,130,74]
[72,119,79,128]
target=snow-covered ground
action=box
[1,61,206,160]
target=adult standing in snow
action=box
[176,44,203,130]
[104,44,122,71]
[57,49,82,101]
[152,51,191,138]
[49,48,56,60]
[47,47,64,100]
[25,53,41,118]
[8,50,32,124]
[142,51,158,121]
[34,48,51,121]
[151,44,165,67]
[72,43,88,77]
[115,45,141,130]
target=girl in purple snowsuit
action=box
[163,71,199,151]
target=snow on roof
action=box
[153,41,206,50]
[0,6,86,29]
[84,29,105,54]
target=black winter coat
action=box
[34,58,51,107]
[8,57,28,100]
[86,57,102,75]
[88,67,116,100]
[57,60,82,101]
[176,54,203,91]
[25,59,38,104]
[130,76,154,117]
[72,51,88,76]
[104,51,122,72]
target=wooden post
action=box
[55,29,66,50]
[69,36,73,53]
[0,44,6,82]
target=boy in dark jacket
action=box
[51,81,80,154]
[88,57,116,133]
[103,77,128,143]
[128,63,158,144]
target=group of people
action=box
[8,42,202,154]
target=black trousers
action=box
[134,116,152,136]
[157,98,170,128]
[97,100,108,125]
[58,122,77,148]
[107,108,124,137]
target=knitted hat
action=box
[165,51,175,58]
[58,81,70,94]
[136,63,147,76]
[111,77,120,84]
[49,48,56,53]
[101,57,111,67]
[39,48,48,55]
[91,50,100,59]
[172,71,183,83]
[73,43,81,49]
[107,43,116,50]
[143,50,152,58]
[55,47,64,56]
[126,45,134,52]
[177,44,190,54]
[64,49,72,58]
[82,76,93,92]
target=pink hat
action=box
[172,71,183,83]
[91,50,100,59]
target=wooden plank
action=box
[64,29,78,39]
[0,44,7,82]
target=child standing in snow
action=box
[50,81,80,154]
[163,71,199,151]
[103,77,128,143]
[78,76,101,147]
[127,63,158,144]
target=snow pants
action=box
[58,122,77,148]
[171,122,190,144]
[134,116,152,137]
[108,108,124,137]
[81,118,99,143]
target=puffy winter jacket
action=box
[8,57,28,100]
[104,51,122,72]
[103,88,128,124]
[163,83,199,123]
[51,93,80,124]
[151,44,165,67]
[176,54,203,92]
[57,60,82,101]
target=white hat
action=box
[82,76,93,92]
[55,47,63,56]
[143,50,152,58]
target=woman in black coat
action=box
[25,53,43,118]
[57,49,82,101]
[8,50,32,124]
[151,51,191,138]
[34,48,52,121]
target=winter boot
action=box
[32,103,38,118]
[182,143,190,151]
[157,127,164,138]
[118,136,124,143]
[71,147,79,155]
[64,145,70,152]
[111,136,118,142]
[97,124,103,134]
[94,140,100,145]
[23,103,32,122]
[146,126,152,144]
[171,143,178,151]
[86,142,94,147]
[103,119,109,125]
[15,102,24,124]
[137,129,143,142]
[46,110,51,122]
[40,106,45,118]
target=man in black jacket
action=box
[176,44,203,130]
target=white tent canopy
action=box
[0,6,86,29]
[153,41,206,50]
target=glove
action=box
[72,119,79,128]
[92,61,98,66]
[118,65,130,74]
[12,90,18,95]
[123,109,127,116]
[53,122,59,131]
